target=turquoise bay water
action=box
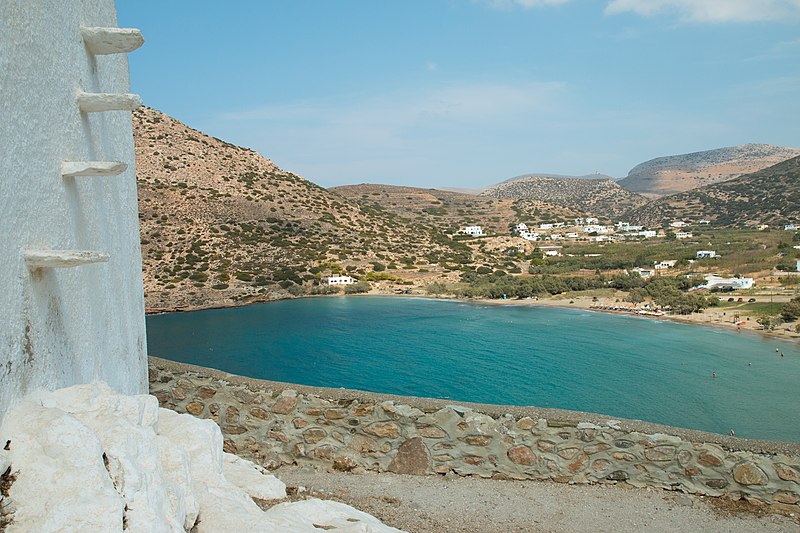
[146,297,800,442]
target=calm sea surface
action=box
[146,296,800,442]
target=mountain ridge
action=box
[626,155,800,228]
[618,143,800,197]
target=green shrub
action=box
[344,281,371,294]
[309,285,341,295]
[425,282,448,295]
[781,297,800,321]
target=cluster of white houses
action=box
[506,219,705,244]
[461,220,798,241]
[631,250,721,279]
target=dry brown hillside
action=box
[618,144,800,197]
[627,155,800,228]
[134,108,477,310]
[331,184,515,233]
[481,176,646,220]
[333,184,587,229]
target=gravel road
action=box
[273,466,799,533]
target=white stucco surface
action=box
[0,0,147,425]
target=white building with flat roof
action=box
[702,275,754,290]
[696,250,718,259]
[462,225,484,236]
[632,267,655,279]
[324,275,355,285]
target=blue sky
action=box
[117,0,800,188]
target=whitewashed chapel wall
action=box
[0,0,147,423]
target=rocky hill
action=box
[332,183,592,231]
[626,155,800,228]
[330,184,515,234]
[134,108,471,310]
[618,144,800,197]
[481,175,647,219]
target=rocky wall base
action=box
[149,358,800,511]
[0,381,402,532]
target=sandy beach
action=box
[469,292,799,343]
[146,288,800,343]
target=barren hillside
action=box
[618,144,800,197]
[134,108,470,310]
[627,155,800,228]
[481,176,647,219]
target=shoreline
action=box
[146,290,800,343]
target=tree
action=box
[344,281,371,294]
[425,282,447,295]
[627,288,647,304]
[757,316,778,330]
[781,297,800,321]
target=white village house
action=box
[632,267,655,279]
[701,275,754,290]
[462,225,484,236]
[675,231,693,239]
[696,250,719,259]
[323,275,355,285]
[655,260,678,270]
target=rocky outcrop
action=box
[149,358,800,512]
[0,382,402,532]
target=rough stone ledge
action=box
[149,357,800,457]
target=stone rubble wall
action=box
[149,358,800,510]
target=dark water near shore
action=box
[146,297,800,442]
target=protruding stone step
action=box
[81,26,144,55]
[24,250,110,269]
[61,161,127,178]
[77,92,142,112]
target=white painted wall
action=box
[0,0,147,423]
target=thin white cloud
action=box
[480,0,571,9]
[426,61,438,72]
[605,0,800,22]
[220,82,565,128]
[213,81,566,185]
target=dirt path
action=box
[272,466,798,533]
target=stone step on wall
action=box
[148,358,800,511]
